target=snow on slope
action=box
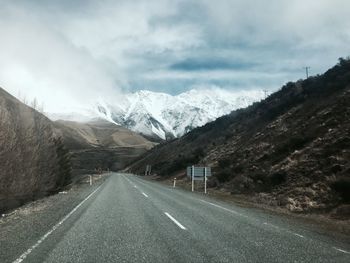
[49,88,264,140]
[97,88,265,140]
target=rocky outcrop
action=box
[0,88,63,212]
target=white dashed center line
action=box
[164,212,187,230]
[293,233,304,238]
[142,192,148,198]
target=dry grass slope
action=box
[0,88,64,212]
[128,58,350,218]
[54,119,155,175]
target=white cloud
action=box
[0,0,349,113]
[0,3,122,112]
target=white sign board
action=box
[187,167,211,179]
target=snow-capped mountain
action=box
[95,88,265,140]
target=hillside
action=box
[0,88,69,212]
[54,119,154,175]
[0,87,155,213]
[128,58,350,218]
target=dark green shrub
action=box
[53,137,72,188]
[330,177,350,202]
[218,158,230,168]
[269,172,287,186]
[216,170,231,183]
[233,165,243,173]
[274,136,313,158]
[193,147,205,158]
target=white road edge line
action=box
[142,192,148,198]
[200,200,245,217]
[264,222,306,239]
[333,247,350,254]
[12,185,102,263]
[164,212,187,230]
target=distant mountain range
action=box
[50,88,265,140]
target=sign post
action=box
[145,165,152,176]
[204,167,207,194]
[191,165,194,192]
[187,166,211,193]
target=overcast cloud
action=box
[0,0,349,112]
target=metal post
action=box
[304,66,310,79]
[204,167,207,194]
[89,175,92,186]
[173,178,176,188]
[191,165,194,192]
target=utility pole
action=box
[304,66,310,79]
[263,89,269,99]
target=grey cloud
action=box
[170,58,257,71]
[0,0,349,111]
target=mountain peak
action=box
[97,88,265,140]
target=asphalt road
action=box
[2,173,350,262]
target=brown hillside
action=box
[0,88,65,212]
[54,119,155,175]
[128,58,350,217]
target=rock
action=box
[286,198,303,212]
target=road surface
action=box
[2,173,350,262]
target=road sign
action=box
[187,166,211,193]
[187,167,211,179]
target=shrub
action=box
[330,177,350,202]
[218,158,230,168]
[53,137,72,188]
[232,165,243,173]
[193,147,205,158]
[269,171,287,186]
[216,170,231,183]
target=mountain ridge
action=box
[50,88,264,140]
[127,58,350,218]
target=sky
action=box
[0,0,349,113]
